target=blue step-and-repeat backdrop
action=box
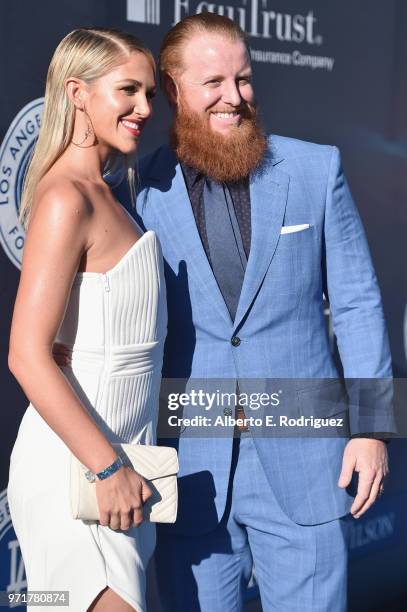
[1,2,406,610]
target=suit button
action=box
[231,336,241,347]
[224,407,233,416]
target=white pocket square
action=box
[280,224,310,235]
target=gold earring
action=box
[72,107,94,147]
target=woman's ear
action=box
[162,73,179,107]
[65,77,87,110]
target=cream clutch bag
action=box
[70,444,179,523]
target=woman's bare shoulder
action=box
[31,175,94,230]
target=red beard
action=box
[170,101,267,183]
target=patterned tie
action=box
[203,178,247,321]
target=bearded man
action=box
[54,11,395,612]
[136,12,395,612]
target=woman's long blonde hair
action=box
[19,27,155,229]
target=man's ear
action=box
[162,73,179,107]
[65,77,87,110]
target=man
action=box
[131,13,396,611]
[56,12,395,612]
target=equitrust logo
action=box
[127,0,160,24]
[0,98,43,270]
[127,0,323,46]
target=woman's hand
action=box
[95,466,153,531]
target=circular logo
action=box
[0,488,27,597]
[0,98,44,269]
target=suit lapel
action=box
[145,147,232,326]
[233,157,289,329]
[143,145,289,330]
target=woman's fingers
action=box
[130,478,145,527]
[99,511,110,527]
[141,478,153,503]
[97,468,151,530]
[132,504,144,527]
[120,511,133,531]
[109,512,121,531]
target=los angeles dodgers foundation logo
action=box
[0,488,27,600]
[0,98,44,270]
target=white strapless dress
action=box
[7,230,167,611]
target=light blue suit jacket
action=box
[132,135,395,534]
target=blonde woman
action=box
[7,28,167,612]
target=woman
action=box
[7,28,167,612]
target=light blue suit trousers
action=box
[154,431,348,612]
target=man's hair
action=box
[159,12,249,82]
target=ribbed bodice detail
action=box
[54,231,167,444]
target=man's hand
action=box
[338,438,389,519]
[52,342,71,367]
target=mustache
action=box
[208,103,255,116]
[177,98,256,120]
